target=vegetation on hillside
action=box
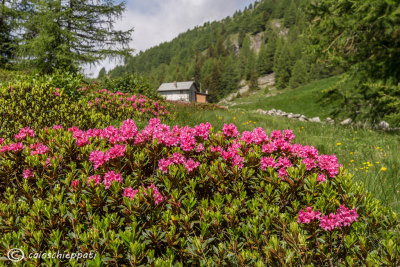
[106,0,332,103]
[0,0,133,73]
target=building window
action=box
[180,90,183,94]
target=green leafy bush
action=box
[80,87,170,123]
[0,119,399,265]
[0,80,109,139]
[99,73,161,99]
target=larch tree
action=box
[18,0,133,73]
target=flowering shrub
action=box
[0,80,109,139]
[0,119,399,265]
[81,87,170,121]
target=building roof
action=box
[158,81,197,92]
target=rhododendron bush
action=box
[0,79,170,139]
[80,87,170,121]
[0,119,399,265]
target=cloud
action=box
[85,0,254,77]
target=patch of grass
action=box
[229,76,341,120]
[166,104,400,212]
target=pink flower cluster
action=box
[320,205,359,231]
[15,127,35,140]
[86,88,169,117]
[103,171,123,189]
[158,152,200,174]
[298,205,358,231]
[123,184,164,205]
[23,168,34,179]
[71,119,138,147]
[30,143,50,156]
[54,88,60,96]
[89,144,127,170]
[0,142,24,153]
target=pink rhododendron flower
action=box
[270,130,283,140]
[158,158,173,173]
[87,175,102,186]
[299,205,358,231]
[278,157,292,168]
[262,142,277,154]
[15,127,35,140]
[210,145,222,153]
[283,129,295,141]
[144,184,164,204]
[0,138,4,145]
[317,174,326,183]
[194,122,211,140]
[302,158,316,170]
[23,169,34,179]
[30,143,50,156]
[252,127,269,144]
[298,207,321,224]
[195,143,205,152]
[71,179,79,190]
[232,155,244,169]
[223,123,239,138]
[123,187,139,199]
[278,168,288,179]
[241,131,254,144]
[318,154,339,177]
[184,158,200,173]
[103,171,123,189]
[54,88,60,96]
[89,150,109,170]
[171,153,185,164]
[53,125,63,130]
[106,144,126,160]
[0,142,24,153]
[260,156,276,170]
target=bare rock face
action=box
[309,117,321,123]
[340,118,352,125]
[379,121,390,130]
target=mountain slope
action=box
[106,0,330,102]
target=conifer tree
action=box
[274,43,294,89]
[19,0,133,73]
[284,0,297,27]
[97,67,106,79]
[289,58,308,88]
[221,54,240,95]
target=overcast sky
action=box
[84,0,255,77]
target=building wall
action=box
[160,90,190,102]
[196,94,207,103]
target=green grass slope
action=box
[229,76,340,120]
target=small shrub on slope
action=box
[80,87,170,122]
[0,120,399,265]
[0,81,109,139]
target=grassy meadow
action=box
[228,76,341,120]
[169,95,400,213]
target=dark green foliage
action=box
[257,32,277,75]
[307,0,400,126]
[99,73,161,100]
[97,67,107,79]
[283,0,297,27]
[15,0,133,73]
[289,58,309,88]
[274,42,295,89]
[0,80,109,139]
